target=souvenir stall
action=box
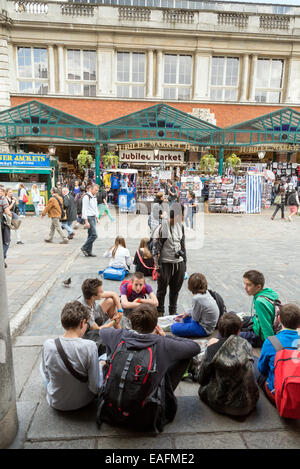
[102,168,137,213]
[208,175,247,213]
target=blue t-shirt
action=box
[111,175,120,190]
[258,329,299,393]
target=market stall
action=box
[102,168,137,213]
[0,152,56,211]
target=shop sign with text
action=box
[0,153,50,167]
[119,150,184,164]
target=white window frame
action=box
[210,56,240,102]
[116,51,146,99]
[66,49,97,97]
[17,46,49,95]
[163,54,193,101]
[255,58,284,104]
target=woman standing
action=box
[271,187,286,220]
[149,191,167,235]
[185,190,197,229]
[31,184,40,217]
[18,183,28,217]
[5,188,23,244]
[287,189,300,222]
[104,236,131,272]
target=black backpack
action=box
[208,289,227,325]
[96,341,159,431]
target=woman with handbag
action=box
[271,187,286,220]
[18,183,29,217]
[133,238,156,278]
[5,188,23,244]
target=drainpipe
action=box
[218,146,224,176]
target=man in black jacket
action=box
[151,203,186,316]
[97,304,200,432]
[61,187,77,239]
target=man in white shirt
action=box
[81,184,99,257]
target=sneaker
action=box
[4,262,7,268]
[17,241,24,245]
[81,248,89,257]
[68,233,74,239]
[88,253,97,257]
[44,239,53,243]
[288,215,292,222]
[60,239,69,244]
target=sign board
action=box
[0,153,49,168]
[159,170,172,180]
[119,150,184,165]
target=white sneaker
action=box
[288,215,292,222]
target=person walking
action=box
[31,184,40,217]
[271,187,286,220]
[81,183,99,257]
[61,187,77,239]
[287,188,300,222]
[0,185,12,268]
[151,203,186,317]
[185,190,197,229]
[5,188,23,245]
[18,183,28,217]
[42,187,69,244]
[97,186,115,222]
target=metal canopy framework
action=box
[1,101,300,148]
[97,103,221,145]
[224,107,300,146]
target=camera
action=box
[175,249,185,259]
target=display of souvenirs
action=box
[270,162,298,179]
[136,172,160,200]
[208,176,246,213]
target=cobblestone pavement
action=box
[7,208,300,449]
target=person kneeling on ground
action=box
[40,301,105,411]
[120,271,159,316]
[254,303,300,405]
[241,270,280,347]
[96,304,200,432]
[77,278,123,353]
[171,273,219,338]
[198,312,259,417]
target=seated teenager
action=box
[197,312,259,417]
[97,304,200,432]
[254,304,300,404]
[120,271,158,316]
[103,236,131,272]
[241,270,280,347]
[133,238,155,276]
[171,273,219,338]
[40,301,105,411]
[77,278,123,352]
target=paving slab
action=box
[242,429,300,449]
[8,401,38,450]
[97,436,174,450]
[12,346,41,399]
[173,432,247,449]
[24,439,97,449]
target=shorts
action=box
[289,206,298,215]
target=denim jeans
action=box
[82,216,97,254]
[19,200,26,216]
[61,221,73,236]
[171,316,208,338]
[33,201,39,216]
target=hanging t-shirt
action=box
[111,174,120,190]
[104,173,111,188]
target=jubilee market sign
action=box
[118,141,200,151]
[119,149,184,164]
[240,144,300,154]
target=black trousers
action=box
[156,261,186,316]
[272,203,285,219]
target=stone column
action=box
[7,43,17,94]
[0,39,10,111]
[48,45,55,94]
[146,49,154,99]
[193,52,210,100]
[240,54,249,102]
[57,45,65,94]
[0,235,18,448]
[155,50,163,99]
[283,57,292,103]
[97,48,114,97]
[249,54,258,102]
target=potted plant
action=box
[103,151,119,169]
[199,154,217,173]
[77,149,93,171]
[225,153,241,175]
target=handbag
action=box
[136,249,157,281]
[22,193,28,203]
[53,195,67,221]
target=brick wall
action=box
[10,96,300,128]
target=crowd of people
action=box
[271,176,300,222]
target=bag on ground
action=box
[99,266,127,281]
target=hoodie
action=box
[98,328,200,392]
[251,288,279,341]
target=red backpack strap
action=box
[120,279,132,296]
[136,249,154,271]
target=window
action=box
[67,50,96,97]
[116,52,145,98]
[255,59,283,104]
[163,54,192,100]
[210,56,239,102]
[17,47,48,94]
